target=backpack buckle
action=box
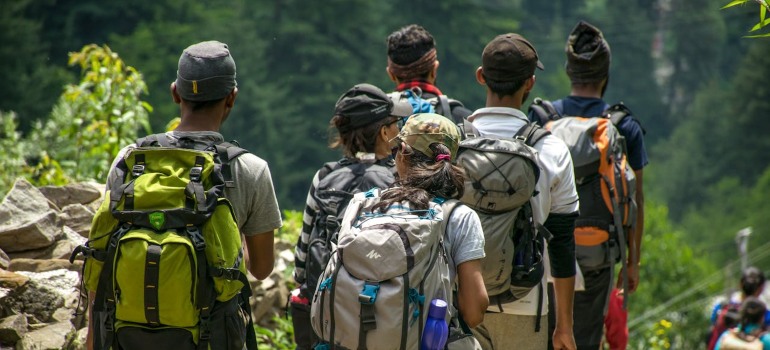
[358,282,380,304]
[186,226,206,251]
[214,267,241,280]
[131,164,145,177]
[189,166,203,182]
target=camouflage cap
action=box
[394,113,460,161]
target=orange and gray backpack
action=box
[529,98,638,305]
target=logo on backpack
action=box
[529,98,638,299]
[70,134,256,350]
[456,121,550,313]
[149,212,165,231]
[310,190,458,350]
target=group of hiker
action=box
[706,267,770,350]
[73,18,653,350]
[288,22,647,350]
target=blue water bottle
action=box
[421,298,449,350]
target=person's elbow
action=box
[249,259,274,280]
[244,230,276,280]
[457,259,489,328]
[462,294,488,328]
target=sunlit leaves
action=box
[723,0,770,37]
[25,44,152,184]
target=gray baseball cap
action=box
[175,41,237,101]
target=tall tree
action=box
[0,0,71,132]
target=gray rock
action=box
[15,321,74,350]
[0,270,78,323]
[9,259,82,274]
[0,314,27,344]
[0,180,59,253]
[38,183,102,210]
[58,205,93,239]
[68,328,87,350]
[0,250,8,271]
[6,226,85,262]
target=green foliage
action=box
[628,201,719,349]
[0,112,28,196]
[255,315,296,350]
[723,0,770,37]
[0,44,152,196]
[0,0,72,133]
[26,44,151,183]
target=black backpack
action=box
[302,157,396,297]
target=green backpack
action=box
[71,134,256,350]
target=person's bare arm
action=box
[86,291,95,350]
[244,231,275,280]
[551,276,577,350]
[620,169,644,293]
[455,259,488,328]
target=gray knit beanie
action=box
[175,41,237,101]
[565,21,611,84]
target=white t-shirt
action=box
[468,107,579,315]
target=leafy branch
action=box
[723,0,770,37]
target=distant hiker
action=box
[528,21,648,350]
[465,32,579,350]
[386,24,472,125]
[709,267,770,350]
[78,41,282,350]
[290,83,412,349]
[310,113,488,349]
[715,297,770,350]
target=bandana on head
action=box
[387,48,437,81]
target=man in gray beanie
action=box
[86,41,282,349]
[529,21,648,350]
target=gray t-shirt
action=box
[444,203,486,287]
[107,131,282,236]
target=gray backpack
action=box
[310,189,458,350]
[456,121,550,330]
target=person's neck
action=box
[485,93,523,110]
[570,86,602,99]
[175,112,222,132]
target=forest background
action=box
[2,0,769,348]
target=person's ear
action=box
[427,60,440,82]
[475,67,486,85]
[225,87,238,108]
[170,82,182,104]
[379,122,391,141]
[524,75,536,92]
[386,67,399,83]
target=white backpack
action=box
[310,189,458,350]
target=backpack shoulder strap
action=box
[437,198,462,239]
[136,133,172,148]
[528,97,561,126]
[437,95,452,118]
[317,159,347,181]
[213,141,250,188]
[514,122,551,147]
[460,118,481,139]
[605,102,633,126]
